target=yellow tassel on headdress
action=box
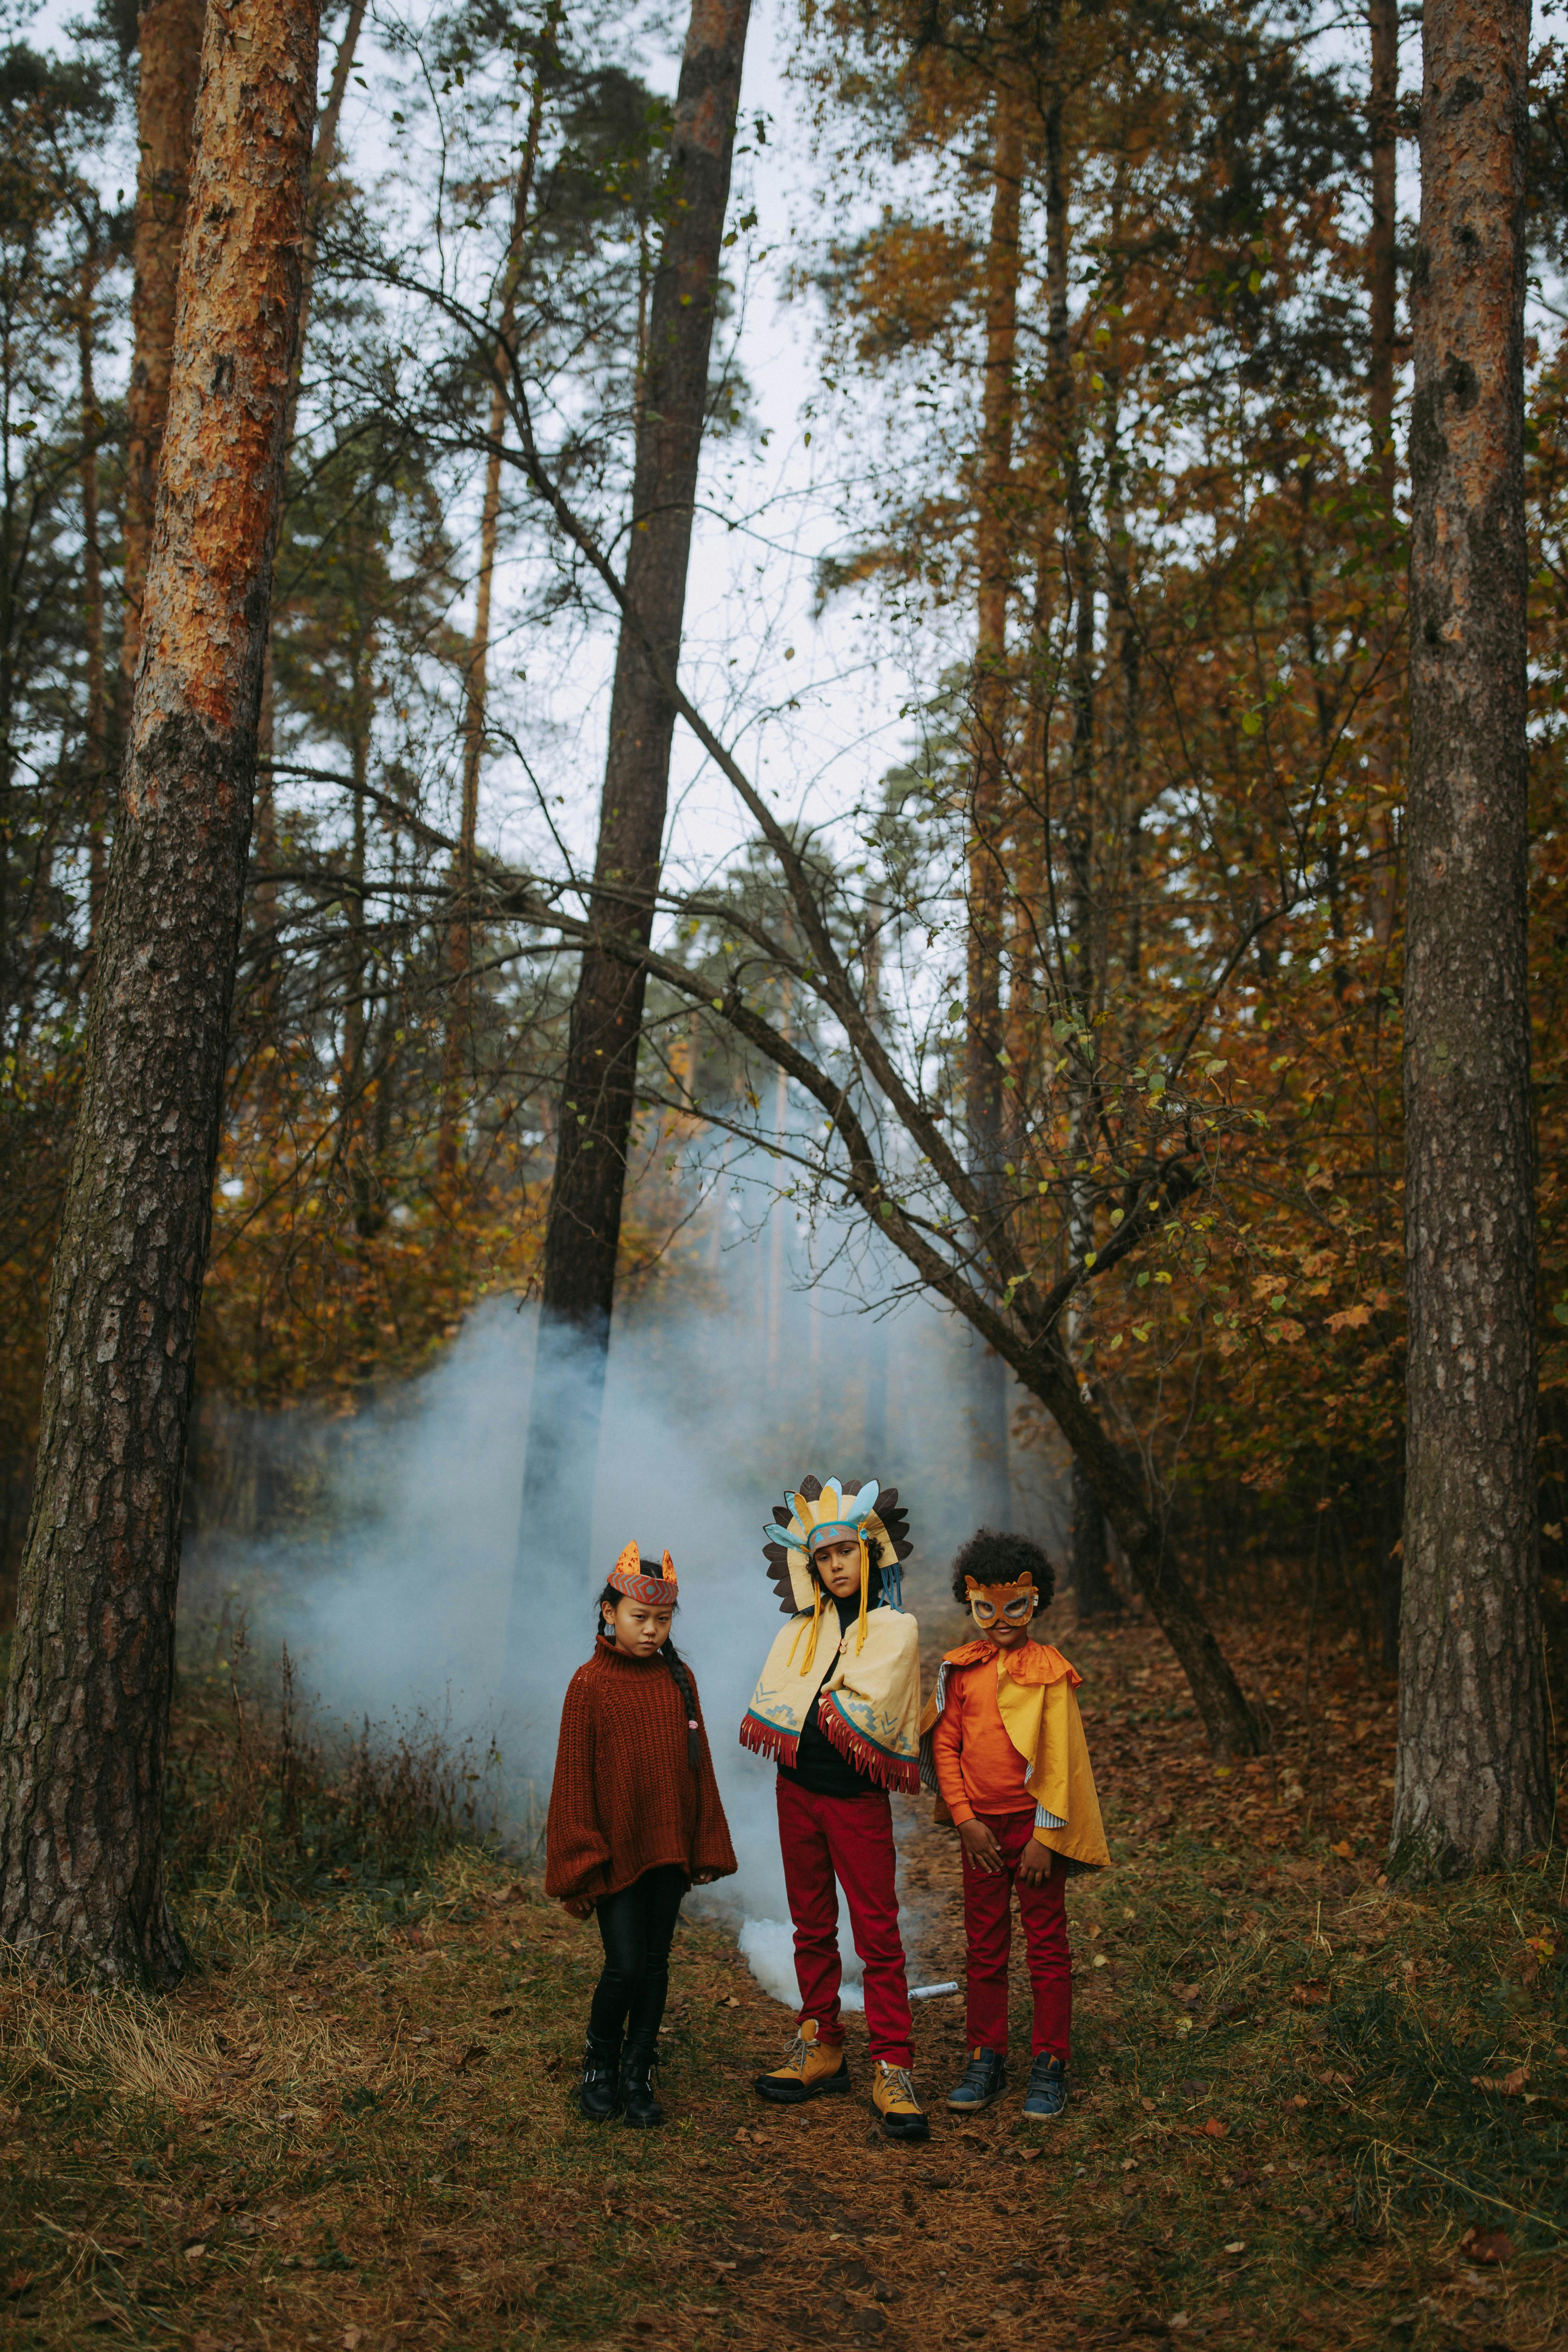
[789,1586,825,1676]
[855,1534,869,1653]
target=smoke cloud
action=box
[188,1187,1066,2002]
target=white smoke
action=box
[188,1193,1067,2004]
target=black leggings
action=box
[588,1864,689,2050]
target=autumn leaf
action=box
[1470,2066,1529,2097]
[1327,1303,1373,1332]
[1287,1983,1329,2007]
[1459,2226,1514,2266]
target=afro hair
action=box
[949,1527,1057,1609]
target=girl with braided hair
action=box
[546,1544,736,2126]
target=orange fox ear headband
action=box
[606,1541,679,1607]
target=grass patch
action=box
[0,1620,1561,2348]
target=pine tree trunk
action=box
[965,58,1023,1236]
[255,0,368,969]
[121,0,206,684]
[965,55,1024,1532]
[1394,0,1551,1877]
[0,0,321,1982]
[77,255,109,942]
[1042,17,1115,1614]
[513,0,750,1608]
[1367,0,1401,948]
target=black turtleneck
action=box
[777,1590,884,1801]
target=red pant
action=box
[775,1776,915,2068]
[962,1810,1071,2061]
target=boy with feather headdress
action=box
[739,1474,929,2143]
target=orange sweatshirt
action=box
[929,1646,1036,1825]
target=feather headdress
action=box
[760,1474,913,1673]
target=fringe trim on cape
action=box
[739,1712,800,1769]
[819,1695,922,1792]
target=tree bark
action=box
[0,0,321,1982]
[77,255,109,942]
[512,0,750,1616]
[966,57,1023,1234]
[966,55,1025,1533]
[1394,0,1551,1877]
[1041,16,1117,1616]
[1367,0,1401,948]
[121,0,207,686]
[254,0,368,964]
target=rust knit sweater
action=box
[544,1641,737,1904]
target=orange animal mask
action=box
[965,1575,1038,1632]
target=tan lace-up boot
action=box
[872,2060,931,2142]
[753,2017,850,2105]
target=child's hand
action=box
[691,1869,720,1885]
[958,1819,1003,1873]
[1017,1836,1054,1886]
[561,1894,596,1920]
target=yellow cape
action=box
[917,1639,1110,1873]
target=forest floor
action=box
[0,1611,1564,2352]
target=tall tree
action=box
[966,33,1025,1530]
[1366,0,1400,949]
[120,0,206,684]
[0,0,322,1980]
[511,0,750,1616]
[1394,0,1551,1874]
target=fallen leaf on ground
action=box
[1470,2067,1528,2097]
[1459,2227,1514,2266]
[1201,2118,1228,2139]
[1287,1983,1328,2007]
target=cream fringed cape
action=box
[918,1638,1111,1873]
[740,1605,923,1793]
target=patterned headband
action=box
[807,1521,866,1553]
[608,1539,679,1607]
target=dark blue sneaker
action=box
[1021,2054,1068,2120]
[946,2046,1008,2112]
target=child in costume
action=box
[740,1475,929,2144]
[546,1543,736,2127]
[918,1528,1109,2121]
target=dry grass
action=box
[0,1619,1562,2351]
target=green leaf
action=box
[1242,711,1263,737]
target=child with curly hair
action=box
[918,1528,1109,2121]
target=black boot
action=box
[619,2042,665,2128]
[577,2032,621,2123]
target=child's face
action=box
[812,1538,864,1600]
[965,1576,1038,1649]
[603,1597,676,1658]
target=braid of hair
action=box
[660,1639,701,1771]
